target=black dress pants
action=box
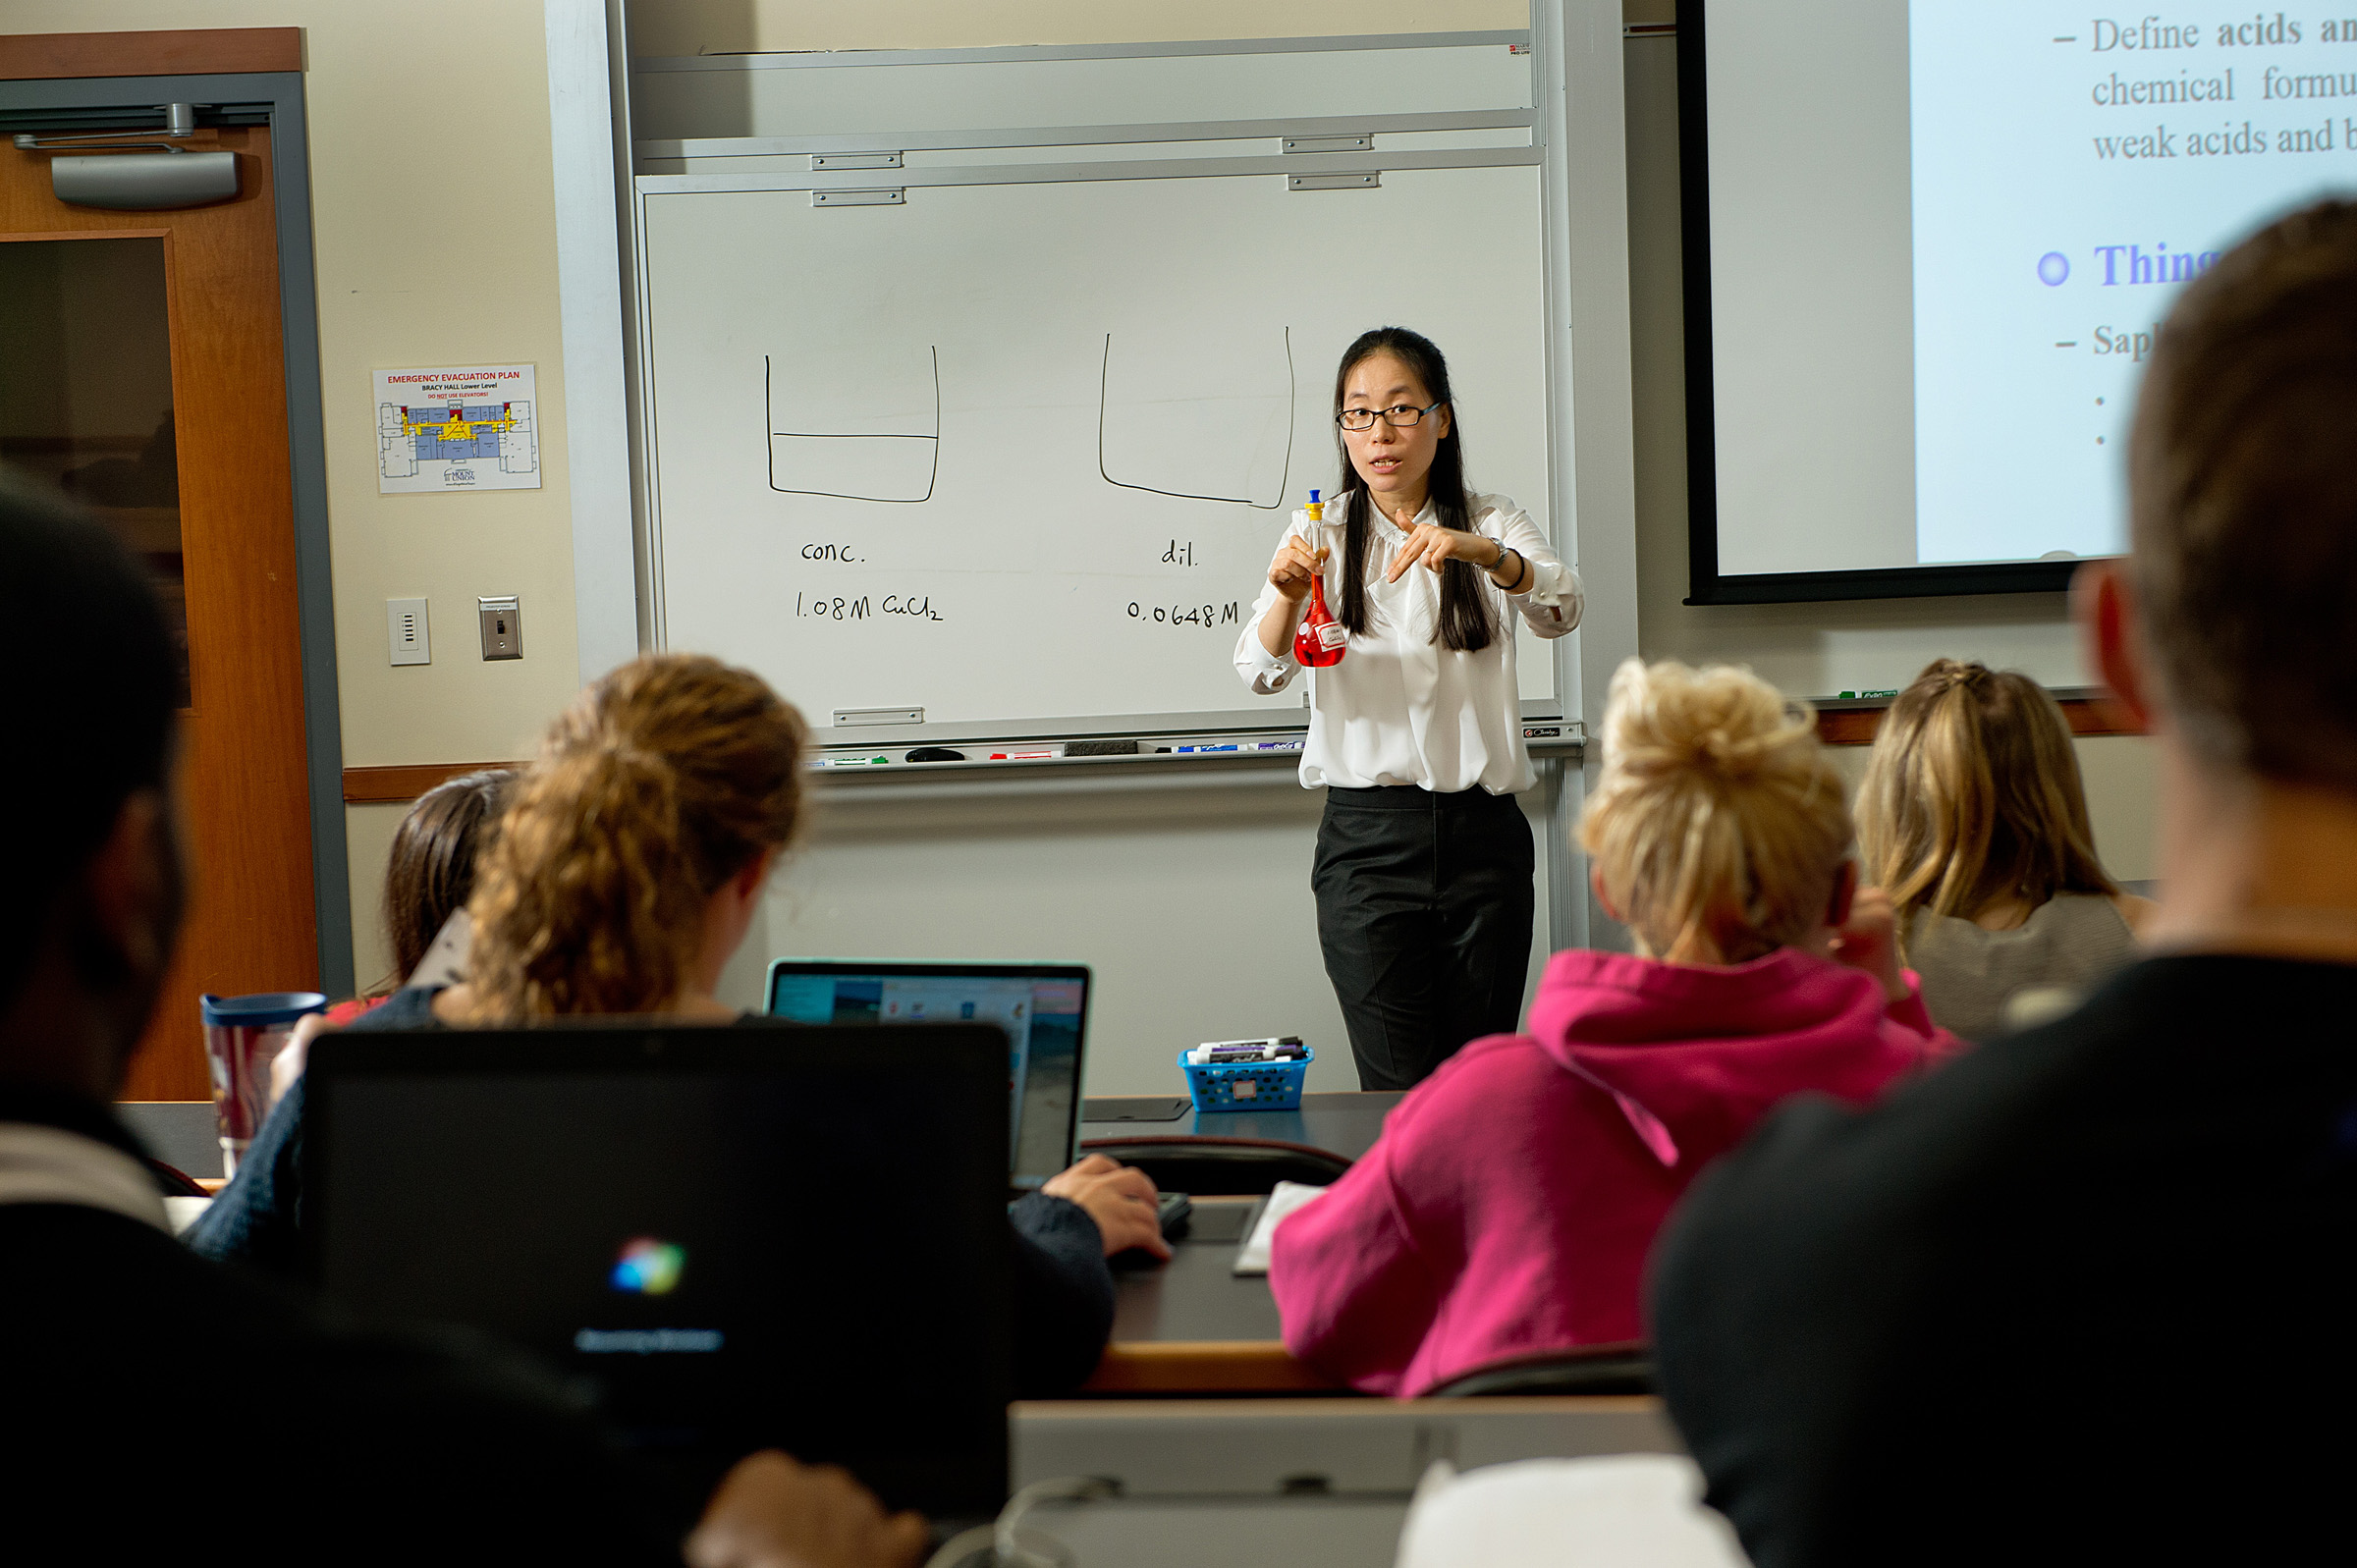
[1312,784,1536,1091]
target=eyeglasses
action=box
[1336,402,1444,432]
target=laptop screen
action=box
[304,1023,1011,1519]
[765,961,1086,1189]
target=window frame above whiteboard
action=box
[584,20,1634,753]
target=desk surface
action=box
[1080,1091,1402,1163]
[1074,1091,1401,1395]
[1083,1196,1334,1393]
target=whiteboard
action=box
[637,163,1558,741]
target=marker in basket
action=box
[1187,1037,1308,1064]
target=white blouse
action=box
[1233,491,1581,794]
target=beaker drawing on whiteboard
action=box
[1097,327,1294,509]
[765,345,940,504]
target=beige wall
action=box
[345,800,408,993]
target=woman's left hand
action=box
[1385,523,1501,583]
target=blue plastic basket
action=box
[1178,1046,1314,1112]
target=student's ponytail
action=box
[457,654,806,1021]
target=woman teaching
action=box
[1233,327,1583,1089]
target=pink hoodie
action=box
[1268,946,1963,1396]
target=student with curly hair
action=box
[192,654,1159,1392]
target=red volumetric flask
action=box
[1294,571,1346,667]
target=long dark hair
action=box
[1332,327,1495,653]
[377,768,516,994]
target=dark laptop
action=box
[302,1022,1011,1521]
[765,961,1087,1191]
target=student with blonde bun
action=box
[1856,660,2155,1040]
[1267,660,1960,1396]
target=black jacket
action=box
[1650,955,2357,1567]
[0,1085,674,1565]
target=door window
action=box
[0,236,188,704]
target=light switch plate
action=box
[387,598,429,665]
[478,595,521,661]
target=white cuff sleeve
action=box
[1239,626,1298,693]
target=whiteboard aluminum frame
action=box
[597,25,1627,761]
[629,146,1560,747]
[1543,0,1642,953]
[547,0,644,683]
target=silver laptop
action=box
[765,959,1088,1190]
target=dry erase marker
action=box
[1177,743,1239,754]
[1190,1045,1307,1064]
[1190,1036,1308,1063]
[989,749,1058,760]
[814,755,890,768]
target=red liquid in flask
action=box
[1294,572,1347,667]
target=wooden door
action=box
[0,90,317,1099]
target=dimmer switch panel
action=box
[478,596,521,661]
[388,598,429,666]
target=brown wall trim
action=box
[0,27,302,80]
[1816,695,2144,747]
[345,762,525,805]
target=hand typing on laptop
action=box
[1044,1155,1172,1260]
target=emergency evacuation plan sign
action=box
[375,363,540,494]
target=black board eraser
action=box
[1066,739,1140,756]
[904,747,965,762]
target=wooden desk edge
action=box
[1082,1339,1340,1394]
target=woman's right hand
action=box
[1043,1153,1172,1260]
[686,1451,928,1568]
[1267,535,1330,604]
